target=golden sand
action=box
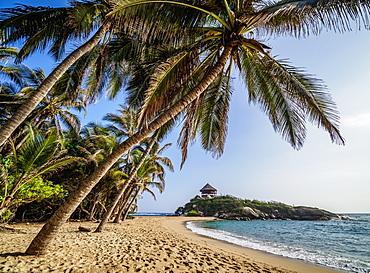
[0,216,338,272]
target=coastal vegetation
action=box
[0,65,174,223]
[176,195,348,220]
[0,0,369,255]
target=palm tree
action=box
[94,105,172,231]
[25,0,370,254]
[0,128,81,219]
[0,0,205,146]
[119,154,167,222]
[95,129,173,231]
[122,144,171,221]
[0,2,111,146]
[0,47,28,124]
[75,122,128,220]
[94,133,158,232]
[103,105,140,141]
[1,64,86,151]
[23,68,84,134]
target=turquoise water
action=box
[187,214,370,272]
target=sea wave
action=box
[186,221,370,273]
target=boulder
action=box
[241,207,261,219]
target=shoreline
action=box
[0,216,344,272]
[162,216,343,273]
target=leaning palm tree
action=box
[95,129,173,231]
[103,105,140,141]
[94,132,158,232]
[25,0,370,254]
[0,0,206,146]
[119,156,167,222]
[1,65,86,151]
[21,68,84,136]
[122,146,170,221]
[73,122,128,219]
[94,105,171,232]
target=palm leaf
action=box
[239,46,343,148]
[199,67,233,158]
[16,130,59,177]
[0,46,18,60]
[255,0,370,38]
[110,0,214,47]
[0,5,75,61]
[23,156,83,184]
[178,96,202,168]
[138,49,193,126]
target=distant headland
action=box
[175,184,351,221]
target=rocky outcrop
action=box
[217,206,351,221]
[177,195,352,221]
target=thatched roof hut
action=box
[200,183,217,198]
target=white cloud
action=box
[341,113,370,128]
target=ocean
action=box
[133,212,175,216]
[187,214,370,273]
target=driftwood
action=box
[78,226,92,232]
[0,224,26,233]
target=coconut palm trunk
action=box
[25,43,234,255]
[0,197,12,218]
[122,187,140,221]
[0,24,110,147]
[95,132,159,232]
[113,189,132,223]
[113,186,135,223]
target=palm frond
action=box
[239,46,343,148]
[71,0,110,35]
[0,46,18,61]
[0,5,75,61]
[156,157,174,172]
[16,130,59,175]
[139,50,192,126]
[255,0,370,37]
[0,63,31,88]
[199,67,233,158]
[110,0,214,47]
[53,49,95,102]
[23,156,84,183]
[178,97,202,168]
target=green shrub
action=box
[186,210,201,216]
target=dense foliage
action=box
[0,57,173,222]
[176,195,293,216]
[176,195,344,221]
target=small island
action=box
[176,184,350,221]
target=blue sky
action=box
[2,0,370,213]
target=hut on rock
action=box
[200,183,217,198]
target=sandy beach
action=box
[0,216,339,272]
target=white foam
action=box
[186,221,370,273]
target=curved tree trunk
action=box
[87,191,102,221]
[113,186,135,223]
[94,132,158,232]
[0,24,110,147]
[25,43,234,255]
[122,187,140,221]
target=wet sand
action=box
[0,216,338,272]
